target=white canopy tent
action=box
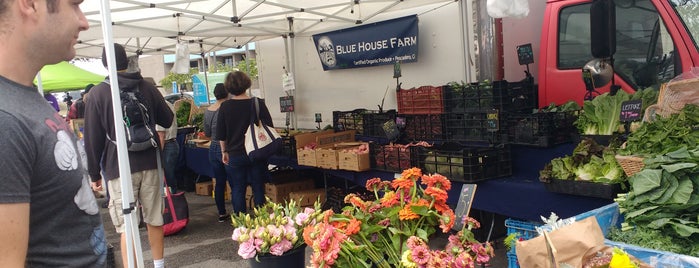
[80,0,456,58]
[91,1,460,267]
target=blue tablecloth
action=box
[182,142,612,222]
[184,145,215,178]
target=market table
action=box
[181,140,612,222]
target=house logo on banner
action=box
[317,36,337,68]
[313,15,418,71]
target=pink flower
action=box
[231,227,247,241]
[411,245,431,265]
[406,236,426,249]
[453,251,475,268]
[267,225,282,237]
[237,240,257,259]
[269,239,293,256]
[304,207,316,215]
[295,212,310,226]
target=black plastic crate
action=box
[397,114,444,141]
[275,135,297,159]
[370,143,419,173]
[443,111,505,144]
[506,111,577,147]
[543,179,627,199]
[415,144,512,183]
[362,110,398,138]
[444,80,537,113]
[333,109,367,134]
[333,109,397,138]
[492,79,538,112]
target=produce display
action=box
[614,147,699,256]
[618,104,699,156]
[539,139,625,184]
[175,100,191,127]
[574,88,657,135]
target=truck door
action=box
[539,0,690,106]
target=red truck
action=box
[537,0,698,106]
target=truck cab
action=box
[538,0,699,106]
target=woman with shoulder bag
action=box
[216,71,273,214]
[203,83,233,222]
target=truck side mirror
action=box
[590,0,616,58]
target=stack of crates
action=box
[332,109,398,141]
[396,86,445,142]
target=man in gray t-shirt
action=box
[0,0,105,266]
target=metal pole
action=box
[98,0,144,266]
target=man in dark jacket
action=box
[84,43,173,268]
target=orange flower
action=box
[391,176,414,190]
[401,167,423,180]
[380,191,399,208]
[345,218,362,236]
[399,204,420,221]
[421,173,452,191]
[433,202,452,214]
[439,209,456,233]
[303,225,315,247]
[344,193,368,211]
[415,198,431,208]
[425,186,448,203]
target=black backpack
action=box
[105,80,158,151]
[121,86,158,151]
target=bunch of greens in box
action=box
[574,88,658,135]
[615,146,699,256]
[607,225,696,256]
[446,80,493,109]
[540,138,625,183]
[539,101,581,113]
[618,104,699,156]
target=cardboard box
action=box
[289,188,326,207]
[338,142,371,171]
[211,179,231,200]
[195,181,213,196]
[265,179,315,203]
[297,148,318,167]
[297,130,357,168]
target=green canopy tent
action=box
[34,61,105,93]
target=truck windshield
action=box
[670,0,699,53]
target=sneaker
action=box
[218,214,228,223]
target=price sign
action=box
[452,184,477,231]
[486,110,499,132]
[517,43,534,65]
[620,99,642,122]
[280,96,294,112]
[382,120,400,140]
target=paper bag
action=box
[515,217,604,268]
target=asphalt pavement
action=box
[98,191,508,268]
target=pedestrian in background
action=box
[0,0,107,265]
[204,83,233,221]
[157,101,180,192]
[84,43,173,268]
[216,71,273,214]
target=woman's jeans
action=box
[225,153,267,214]
[162,139,180,192]
[209,141,231,215]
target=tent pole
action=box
[286,18,298,129]
[200,42,211,104]
[99,0,145,267]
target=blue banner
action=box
[313,15,418,71]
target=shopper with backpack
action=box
[83,43,173,268]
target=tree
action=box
[159,67,198,91]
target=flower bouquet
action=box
[303,167,494,267]
[230,198,322,262]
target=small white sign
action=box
[282,73,295,92]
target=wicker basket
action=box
[644,77,699,121]
[615,155,645,177]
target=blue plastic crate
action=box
[505,218,542,256]
[507,252,519,268]
[573,202,620,236]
